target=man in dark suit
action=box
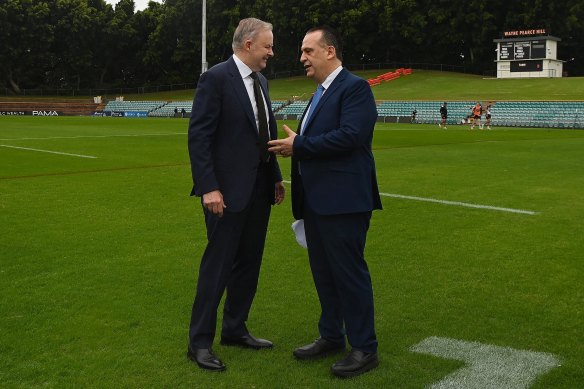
[268,26,382,378]
[187,18,285,372]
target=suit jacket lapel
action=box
[227,57,257,132]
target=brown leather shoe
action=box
[293,337,346,360]
[187,347,226,371]
[331,350,379,378]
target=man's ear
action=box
[244,39,253,51]
[327,45,336,59]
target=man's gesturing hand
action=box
[268,125,296,157]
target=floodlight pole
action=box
[201,0,208,74]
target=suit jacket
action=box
[188,56,282,212]
[291,68,382,219]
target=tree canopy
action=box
[2,0,582,93]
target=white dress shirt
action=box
[233,54,270,133]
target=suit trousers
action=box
[189,164,272,349]
[302,187,378,354]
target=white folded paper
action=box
[291,219,307,249]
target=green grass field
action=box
[1,115,582,388]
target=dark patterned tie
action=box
[250,72,270,162]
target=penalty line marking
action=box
[411,337,561,389]
[281,181,537,215]
[0,144,97,159]
[380,192,537,215]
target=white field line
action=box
[0,144,97,159]
[411,336,560,388]
[281,180,537,215]
[0,133,184,141]
[380,192,537,215]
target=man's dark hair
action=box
[306,25,343,61]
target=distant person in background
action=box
[439,102,448,129]
[468,105,474,126]
[470,102,482,129]
[174,107,179,117]
[181,108,186,118]
[411,108,417,123]
[485,104,492,129]
[186,17,285,372]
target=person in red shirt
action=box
[470,103,482,130]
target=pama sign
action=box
[32,110,60,116]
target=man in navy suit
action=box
[268,26,382,378]
[187,18,285,372]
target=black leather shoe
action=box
[187,347,226,371]
[293,337,346,360]
[220,333,273,349]
[331,350,379,378]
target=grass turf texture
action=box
[1,116,583,388]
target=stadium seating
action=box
[141,99,292,118]
[274,100,309,120]
[98,98,584,128]
[375,100,584,128]
[271,100,287,112]
[104,100,167,114]
[149,101,191,117]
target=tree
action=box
[132,1,164,84]
[49,0,98,89]
[0,0,53,93]
[2,0,583,93]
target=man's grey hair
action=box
[232,18,273,51]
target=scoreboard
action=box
[494,29,563,78]
[499,40,547,60]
